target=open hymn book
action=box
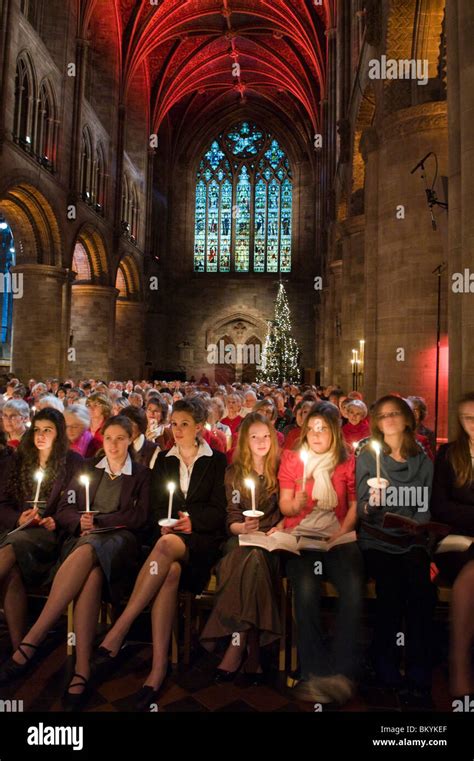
[239,530,357,554]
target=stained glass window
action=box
[194,122,292,273]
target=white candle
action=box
[205,423,212,431]
[244,477,256,512]
[167,482,176,521]
[371,440,381,482]
[300,449,309,490]
[33,470,43,508]
[352,440,360,451]
[79,474,90,512]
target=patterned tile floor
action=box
[0,603,453,714]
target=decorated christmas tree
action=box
[257,282,301,384]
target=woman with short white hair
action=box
[2,400,30,448]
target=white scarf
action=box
[293,447,340,537]
[305,447,339,510]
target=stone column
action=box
[360,126,380,405]
[115,300,146,380]
[70,285,118,379]
[338,215,365,393]
[327,259,342,384]
[10,264,69,379]
[374,102,448,436]
[447,0,474,434]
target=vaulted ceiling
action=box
[80,0,331,146]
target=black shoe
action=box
[135,685,161,712]
[93,643,128,678]
[62,673,90,712]
[0,642,40,685]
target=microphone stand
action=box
[410,152,448,231]
[411,153,449,446]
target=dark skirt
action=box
[59,529,141,604]
[435,546,474,585]
[150,527,223,595]
[0,526,59,587]
[200,536,282,647]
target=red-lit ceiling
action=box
[82,0,331,137]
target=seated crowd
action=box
[0,374,472,712]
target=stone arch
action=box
[0,183,66,378]
[114,252,141,301]
[0,182,61,265]
[71,224,109,284]
[114,252,145,379]
[13,51,37,148]
[204,311,268,349]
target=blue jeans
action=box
[286,543,364,680]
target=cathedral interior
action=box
[0,0,473,729]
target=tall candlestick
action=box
[79,474,90,512]
[300,449,309,490]
[33,470,43,508]
[371,440,381,482]
[167,482,176,521]
[244,477,256,512]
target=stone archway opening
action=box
[114,252,145,379]
[69,226,116,379]
[0,184,63,377]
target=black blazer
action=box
[55,456,151,536]
[150,448,227,542]
[431,443,474,534]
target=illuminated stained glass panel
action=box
[266,179,280,272]
[225,121,264,157]
[220,180,232,272]
[194,122,292,272]
[254,178,266,273]
[207,180,219,272]
[194,180,206,273]
[280,179,292,272]
[235,165,250,272]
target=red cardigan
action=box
[278,448,356,529]
[342,419,370,447]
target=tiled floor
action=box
[0,602,453,713]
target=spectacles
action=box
[376,411,402,421]
[2,414,21,421]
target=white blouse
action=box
[165,439,213,497]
